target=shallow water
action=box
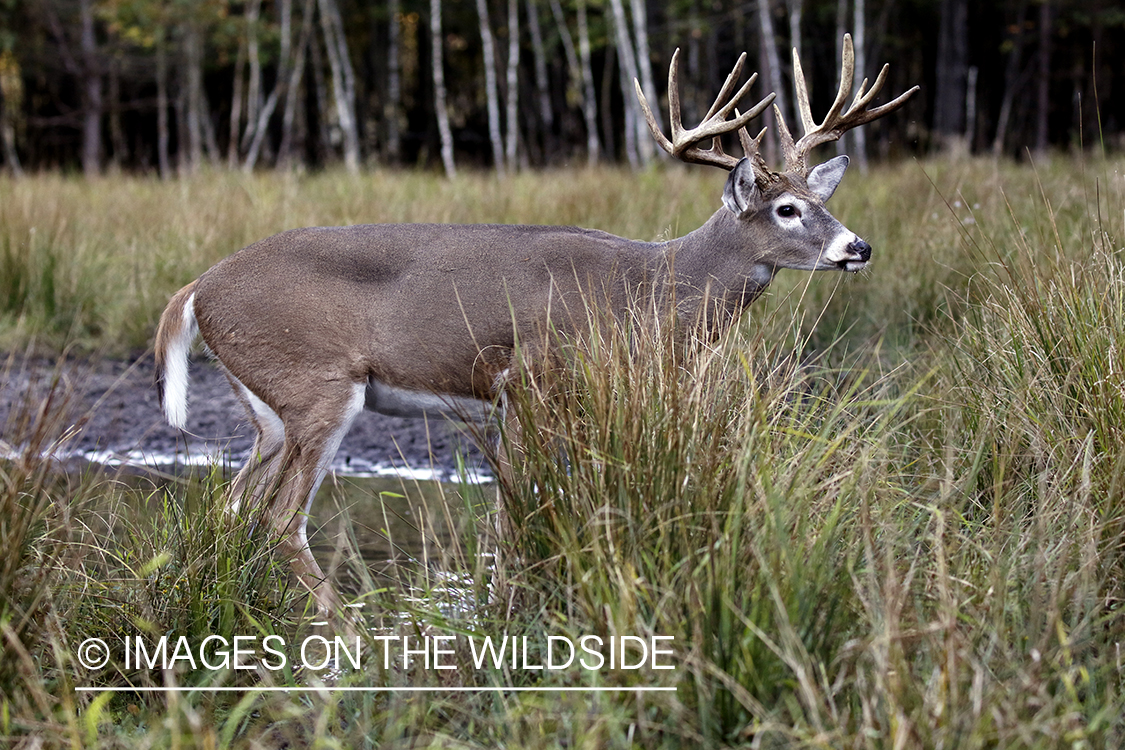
[308,475,479,580]
[303,474,496,622]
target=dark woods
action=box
[0,0,1121,176]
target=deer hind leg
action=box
[266,381,366,620]
[227,378,288,516]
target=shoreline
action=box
[1,353,492,483]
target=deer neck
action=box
[661,209,775,337]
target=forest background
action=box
[0,0,1121,179]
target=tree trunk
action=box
[156,30,171,179]
[757,0,786,165]
[992,0,1028,156]
[852,0,869,171]
[245,0,295,171]
[242,0,263,151]
[527,0,553,148]
[505,0,520,170]
[475,0,505,174]
[385,0,402,162]
[787,0,803,62]
[687,0,701,120]
[835,0,848,156]
[575,0,599,165]
[431,0,456,177]
[1035,0,1051,154]
[0,74,23,176]
[607,0,642,166]
[80,0,101,177]
[280,0,316,167]
[228,37,247,167]
[318,0,361,172]
[629,0,657,162]
[184,23,205,173]
[934,0,969,154]
[309,18,332,163]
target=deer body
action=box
[154,35,916,620]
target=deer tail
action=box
[154,280,200,429]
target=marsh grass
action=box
[2,157,1125,747]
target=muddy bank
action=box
[0,353,491,482]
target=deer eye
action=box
[777,205,798,218]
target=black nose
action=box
[850,239,872,262]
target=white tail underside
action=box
[162,292,198,429]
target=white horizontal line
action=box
[75,686,675,693]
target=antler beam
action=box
[635,48,774,171]
[779,33,920,176]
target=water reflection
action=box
[308,474,492,607]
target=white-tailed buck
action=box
[154,35,917,619]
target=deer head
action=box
[636,34,919,277]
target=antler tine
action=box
[781,32,919,175]
[735,114,767,156]
[635,48,775,171]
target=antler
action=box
[778,33,919,176]
[635,48,774,171]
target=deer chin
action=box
[839,259,868,273]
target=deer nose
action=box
[850,238,872,262]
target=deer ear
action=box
[807,155,849,202]
[722,158,760,216]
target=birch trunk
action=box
[242,0,262,150]
[576,0,599,165]
[432,0,456,177]
[475,0,505,174]
[852,0,869,170]
[505,0,519,170]
[607,0,642,166]
[787,0,803,62]
[245,0,294,171]
[385,0,402,162]
[280,0,316,167]
[526,0,553,138]
[629,0,656,162]
[319,0,361,172]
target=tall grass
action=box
[1,156,1123,747]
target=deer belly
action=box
[364,377,493,422]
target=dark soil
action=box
[0,353,490,480]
